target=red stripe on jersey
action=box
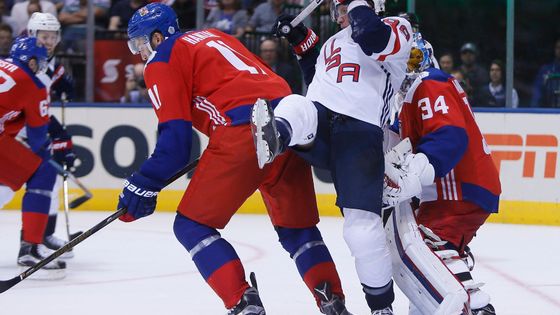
[378,19,402,62]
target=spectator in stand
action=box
[0,23,13,58]
[531,39,560,108]
[451,69,473,100]
[245,0,283,33]
[259,38,301,94]
[204,0,248,38]
[58,0,110,52]
[475,59,518,107]
[438,52,454,74]
[459,42,488,101]
[121,63,148,103]
[10,0,57,36]
[108,0,147,30]
[172,0,196,30]
[0,0,18,32]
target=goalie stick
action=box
[0,158,199,294]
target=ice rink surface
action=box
[1,210,559,315]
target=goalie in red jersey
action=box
[383,32,500,315]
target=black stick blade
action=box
[69,195,92,209]
[0,277,21,294]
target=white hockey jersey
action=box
[306,15,413,127]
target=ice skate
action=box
[251,98,282,169]
[44,234,74,259]
[227,272,265,315]
[18,241,66,280]
[314,282,353,315]
[473,304,496,315]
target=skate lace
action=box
[371,307,393,315]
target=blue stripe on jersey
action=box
[416,125,468,178]
[139,119,192,188]
[276,226,334,277]
[173,214,240,280]
[423,68,452,83]
[379,65,393,125]
[348,6,391,56]
[461,183,500,213]
[147,33,183,65]
[298,47,320,86]
[224,97,283,125]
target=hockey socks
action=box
[276,226,344,307]
[173,213,249,308]
[363,280,395,312]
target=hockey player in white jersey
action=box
[251,1,413,314]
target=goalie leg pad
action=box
[385,201,470,315]
[275,94,318,146]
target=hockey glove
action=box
[118,172,162,222]
[52,135,76,169]
[383,152,435,207]
[272,14,319,56]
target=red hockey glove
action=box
[272,14,319,55]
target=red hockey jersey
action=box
[143,29,291,136]
[0,59,49,137]
[399,68,501,212]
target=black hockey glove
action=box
[272,14,319,55]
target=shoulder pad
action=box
[421,68,452,83]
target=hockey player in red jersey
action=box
[121,3,346,314]
[383,33,499,315]
[0,37,66,279]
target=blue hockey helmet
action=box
[10,36,48,73]
[127,3,179,56]
[407,32,434,73]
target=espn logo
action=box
[486,134,558,179]
[123,180,159,197]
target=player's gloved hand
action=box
[52,135,76,168]
[383,152,435,207]
[272,14,319,55]
[118,172,162,222]
[372,0,386,14]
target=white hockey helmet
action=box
[27,12,61,44]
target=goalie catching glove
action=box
[383,139,435,207]
[272,14,319,56]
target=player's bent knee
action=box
[173,213,220,252]
[275,94,318,146]
[342,208,386,258]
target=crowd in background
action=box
[0,0,559,107]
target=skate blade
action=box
[252,99,272,169]
[19,266,66,280]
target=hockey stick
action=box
[48,160,93,209]
[279,0,324,36]
[0,158,199,294]
[59,94,78,240]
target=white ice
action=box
[1,211,559,315]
